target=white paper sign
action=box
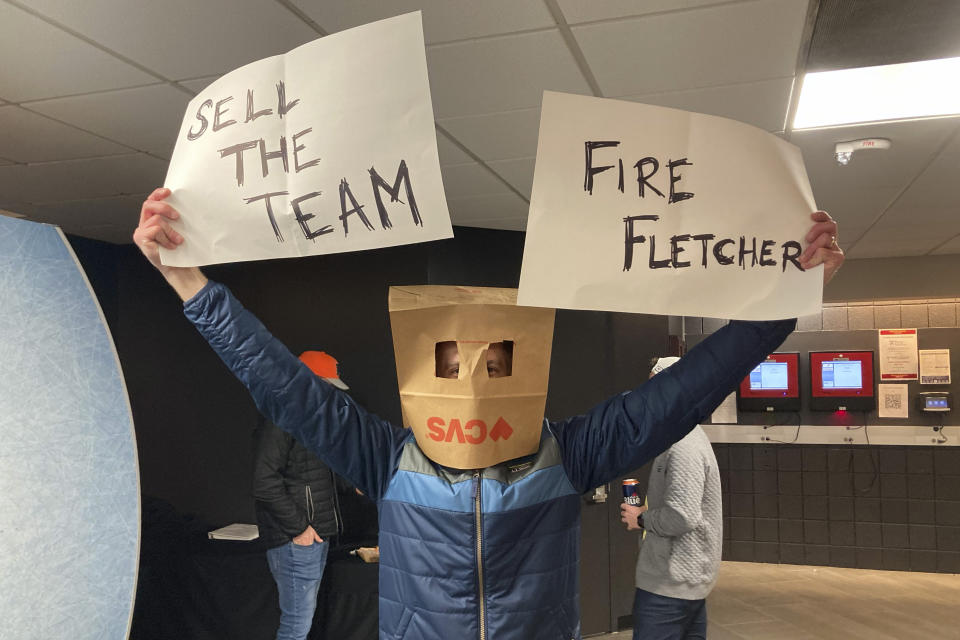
[161,12,452,267]
[919,348,951,385]
[518,92,822,320]
[878,384,909,418]
[879,329,919,381]
[710,392,738,424]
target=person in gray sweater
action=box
[620,355,722,640]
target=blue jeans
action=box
[632,588,706,640]
[266,540,329,640]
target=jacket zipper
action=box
[331,471,343,537]
[305,485,314,523]
[474,470,486,640]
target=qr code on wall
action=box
[883,394,902,410]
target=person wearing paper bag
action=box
[134,187,843,640]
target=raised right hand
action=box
[133,187,183,273]
[133,187,208,300]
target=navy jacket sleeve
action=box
[552,318,795,493]
[183,281,409,502]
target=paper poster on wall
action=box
[160,12,452,267]
[919,348,951,385]
[879,328,919,381]
[710,392,738,424]
[877,384,909,418]
[518,92,822,320]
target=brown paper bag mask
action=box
[389,286,556,469]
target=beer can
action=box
[622,479,641,506]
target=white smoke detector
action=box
[835,138,891,165]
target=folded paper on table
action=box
[208,523,260,541]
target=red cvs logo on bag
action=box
[425,417,513,444]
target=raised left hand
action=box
[800,211,845,285]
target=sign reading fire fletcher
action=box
[518,92,822,320]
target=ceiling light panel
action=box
[794,57,960,129]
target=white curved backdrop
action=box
[0,216,139,639]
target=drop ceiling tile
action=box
[440,162,512,199]
[0,202,37,217]
[24,84,191,158]
[851,118,960,255]
[74,224,137,244]
[557,0,733,24]
[455,217,527,232]
[487,157,536,197]
[873,123,960,229]
[26,0,318,80]
[930,235,960,255]
[0,105,130,163]
[571,0,807,96]
[847,224,959,259]
[28,195,146,240]
[426,30,591,118]
[617,77,794,133]
[884,205,960,228]
[436,132,474,166]
[438,107,541,161]
[0,3,155,101]
[794,119,957,231]
[0,154,167,203]
[177,76,221,95]
[834,226,867,252]
[811,184,902,231]
[289,1,555,44]
[447,192,529,224]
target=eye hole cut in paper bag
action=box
[389,286,556,469]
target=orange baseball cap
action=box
[299,351,349,390]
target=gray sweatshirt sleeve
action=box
[643,440,706,537]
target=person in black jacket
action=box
[253,351,347,640]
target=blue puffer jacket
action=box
[185,282,794,640]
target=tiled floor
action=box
[589,561,960,639]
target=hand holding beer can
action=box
[622,479,641,506]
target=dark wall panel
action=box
[67,235,119,333]
[113,242,428,526]
[690,326,960,573]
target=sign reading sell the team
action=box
[518,92,822,320]
[160,12,452,267]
